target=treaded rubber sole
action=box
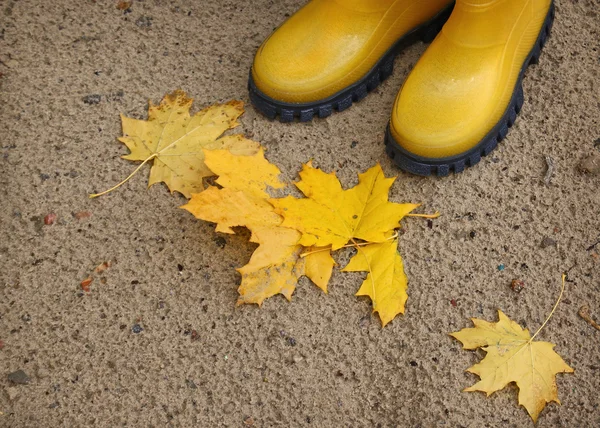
[384,1,555,176]
[248,3,455,122]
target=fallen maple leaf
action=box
[342,235,407,326]
[204,148,286,198]
[302,246,335,293]
[91,90,259,198]
[450,276,573,423]
[270,163,418,250]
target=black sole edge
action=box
[248,3,455,123]
[385,1,555,176]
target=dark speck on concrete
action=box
[350,140,358,148]
[40,173,50,181]
[409,361,418,367]
[287,337,296,346]
[132,324,143,334]
[135,16,153,28]
[82,94,101,105]
[8,370,31,384]
[186,379,197,389]
[177,263,184,272]
[214,236,226,249]
[540,236,557,248]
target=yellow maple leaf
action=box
[302,247,335,293]
[182,186,281,234]
[451,308,574,423]
[204,148,286,198]
[271,163,418,250]
[342,236,407,326]
[236,226,303,305]
[91,90,259,198]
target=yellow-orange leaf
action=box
[451,310,574,423]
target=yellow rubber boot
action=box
[249,0,454,122]
[386,0,555,175]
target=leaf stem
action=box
[406,211,441,219]
[299,232,399,258]
[89,154,156,198]
[530,274,566,343]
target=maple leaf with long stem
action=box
[91,90,258,198]
[451,275,574,423]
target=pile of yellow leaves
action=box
[93,90,422,326]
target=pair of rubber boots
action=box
[249,0,555,176]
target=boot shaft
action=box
[445,0,553,47]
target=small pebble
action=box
[80,277,93,292]
[82,94,101,105]
[450,299,457,307]
[579,152,600,175]
[497,264,505,271]
[7,386,19,400]
[7,370,31,385]
[73,211,92,220]
[213,236,226,249]
[135,16,153,28]
[131,324,143,334]
[185,379,197,389]
[44,213,57,225]
[511,279,525,293]
[94,261,111,274]
[540,236,556,248]
[116,0,131,10]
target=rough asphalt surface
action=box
[1,0,599,426]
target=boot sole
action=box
[248,3,455,122]
[385,1,555,176]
